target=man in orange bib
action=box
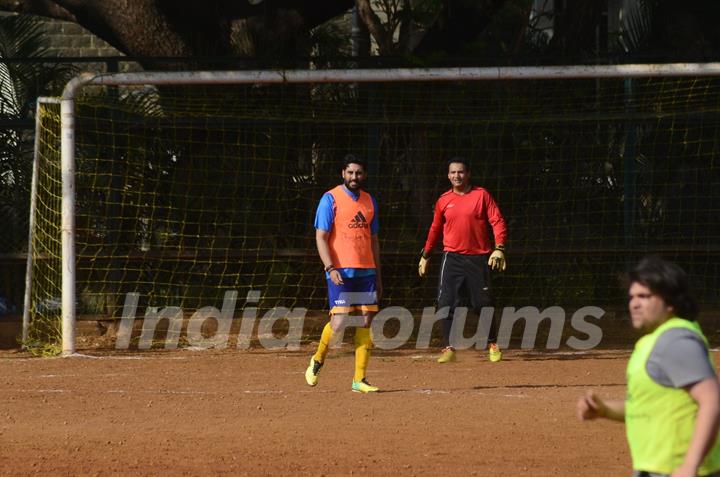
[305,154,382,393]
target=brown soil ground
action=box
[0,345,650,476]
[3,310,720,476]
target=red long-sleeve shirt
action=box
[423,186,507,256]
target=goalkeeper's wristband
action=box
[495,244,505,252]
[420,248,430,260]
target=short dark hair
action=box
[342,153,367,172]
[447,156,470,172]
[629,256,699,321]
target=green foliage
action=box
[0,14,76,253]
[408,0,442,25]
[614,0,656,53]
[311,18,351,63]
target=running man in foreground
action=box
[577,257,720,477]
[305,154,382,393]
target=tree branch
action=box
[0,0,359,63]
[356,0,393,54]
[0,0,76,22]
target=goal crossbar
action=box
[32,63,720,355]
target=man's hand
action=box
[488,248,506,272]
[329,269,344,285]
[576,391,607,421]
[418,256,429,277]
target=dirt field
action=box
[0,344,651,476]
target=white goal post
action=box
[25,62,720,355]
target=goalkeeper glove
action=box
[488,245,506,272]
[418,250,430,277]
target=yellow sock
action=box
[353,327,372,382]
[313,322,334,363]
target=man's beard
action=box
[344,179,363,190]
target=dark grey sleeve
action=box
[646,328,717,388]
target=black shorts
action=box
[437,251,493,311]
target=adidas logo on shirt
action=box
[348,210,369,229]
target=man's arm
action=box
[419,199,443,277]
[315,229,333,270]
[673,377,720,476]
[422,199,444,257]
[314,193,343,284]
[316,229,342,285]
[577,391,625,422]
[372,234,382,300]
[485,191,507,246]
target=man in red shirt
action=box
[418,158,507,363]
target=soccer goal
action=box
[25,64,720,355]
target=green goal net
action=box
[27,72,720,353]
